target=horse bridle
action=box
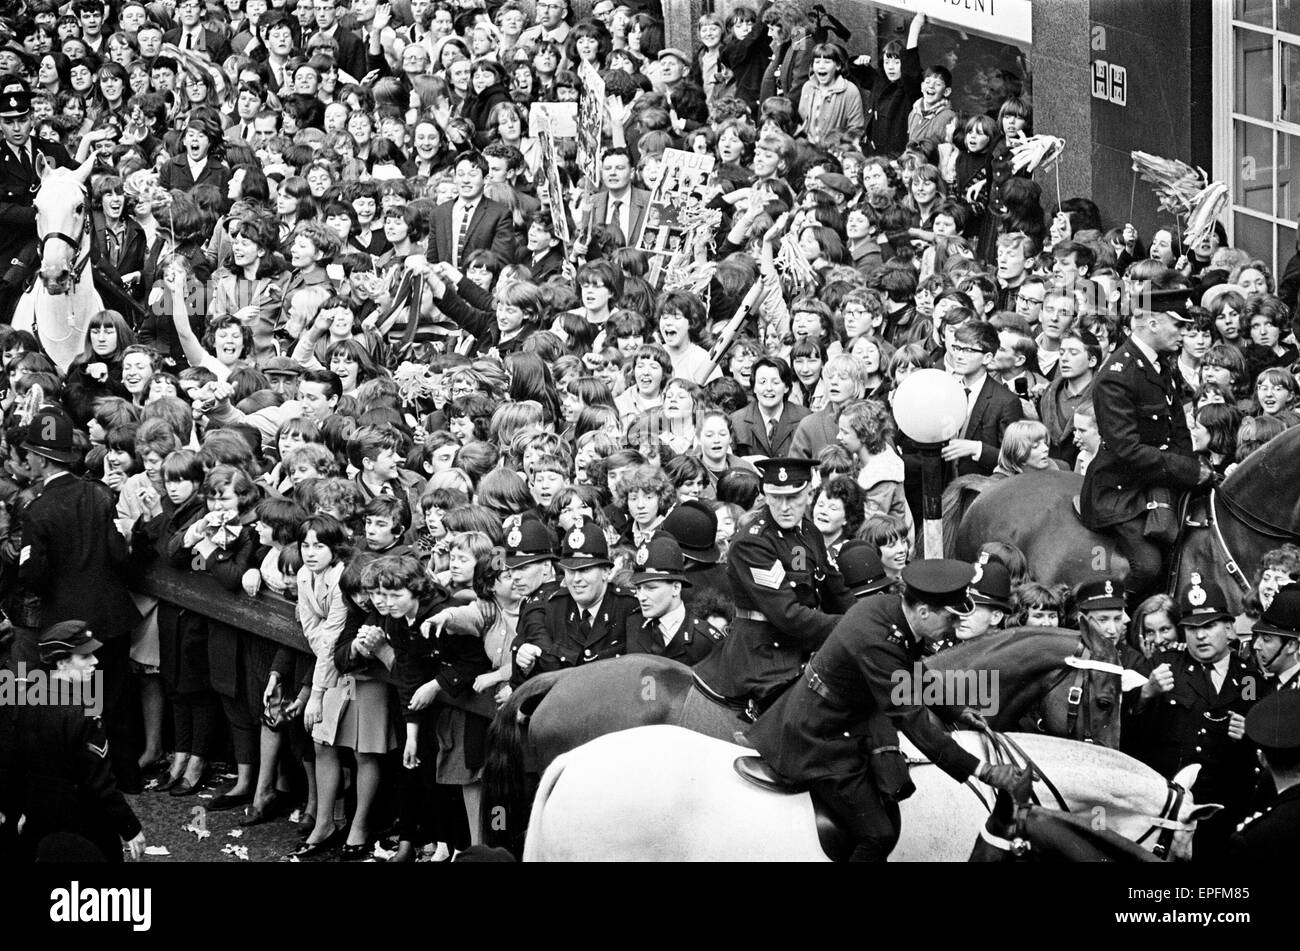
[35,183,92,283]
[1132,779,1191,860]
[1180,489,1284,596]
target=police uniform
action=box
[693,459,852,708]
[657,499,733,609]
[625,536,724,665]
[512,519,640,679]
[1227,691,1300,861]
[0,79,73,321]
[1130,577,1263,861]
[1080,288,1204,602]
[0,622,143,863]
[1252,586,1300,693]
[746,561,983,862]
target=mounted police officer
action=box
[693,457,852,717]
[1080,284,1213,608]
[1227,690,1300,860]
[0,77,73,323]
[745,560,1025,862]
[1131,577,1264,861]
[512,518,640,681]
[0,621,147,863]
[626,535,723,665]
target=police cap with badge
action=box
[503,514,558,568]
[1252,586,1300,640]
[38,620,103,666]
[629,535,692,587]
[557,518,613,570]
[0,76,31,119]
[900,559,975,614]
[1178,572,1235,627]
[24,409,81,464]
[753,457,815,495]
[1075,577,1125,612]
[968,556,1013,613]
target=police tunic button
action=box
[1195,746,1202,752]
[1169,699,1177,705]
[1152,414,1158,420]
[773,642,780,648]
[584,649,592,657]
[843,732,851,738]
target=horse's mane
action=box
[924,628,1083,676]
[1220,424,1300,532]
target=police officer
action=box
[501,514,560,603]
[745,560,1024,862]
[0,77,73,322]
[1132,576,1264,861]
[657,499,732,607]
[1251,585,1300,691]
[694,457,852,716]
[837,539,894,601]
[626,535,723,665]
[952,558,1013,642]
[1227,690,1300,860]
[0,621,146,863]
[512,518,640,680]
[1080,285,1212,607]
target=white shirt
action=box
[655,604,687,647]
[1279,663,1300,689]
[1207,654,1231,693]
[1130,333,1161,372]
[605,189,632,240]
[187,155,208,184]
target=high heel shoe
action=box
[239,792,288,827]
[336,840,374,862]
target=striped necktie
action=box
[454,203,473,266]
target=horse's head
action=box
[1103,762,1222,861]
[34,157,94,296]
[1034,628,1124,747]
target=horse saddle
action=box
[733,756,854,862]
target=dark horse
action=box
[954,426,1300,614]
[483,629,1122,852]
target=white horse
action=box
[12,157,103,373]
[523,726,1221,862]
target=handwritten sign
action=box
[871,0,1033,46]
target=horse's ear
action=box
[72,156,96,185]
[34,151,53,180]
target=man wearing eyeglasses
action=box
[940,320,1023,478]
[520,0,571,47]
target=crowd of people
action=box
[0,0,1299,865]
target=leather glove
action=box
[977,763,1026,794]
[955,708,987,730]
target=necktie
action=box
[765,415,776,447]
[609,199,622,231]
[454,203,472,267]
[184,32,194,50]
[18,144,32,180]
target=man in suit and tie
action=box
[940,320,1023,478]
[519,0,572,48]
[0,77,74,323]
[306,0,368,81]
[165,0,233,64]
[588,148,650,248]
[254,10,298,94]
[1080,284,1211,606]
[17,410,143,793]
[428,152,516,268]
[225,81,267,145]
[731,356,809,459]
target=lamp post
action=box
[891,369,969,558]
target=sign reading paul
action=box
[872,0,1033,46]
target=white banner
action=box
[872,0,1032,46]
